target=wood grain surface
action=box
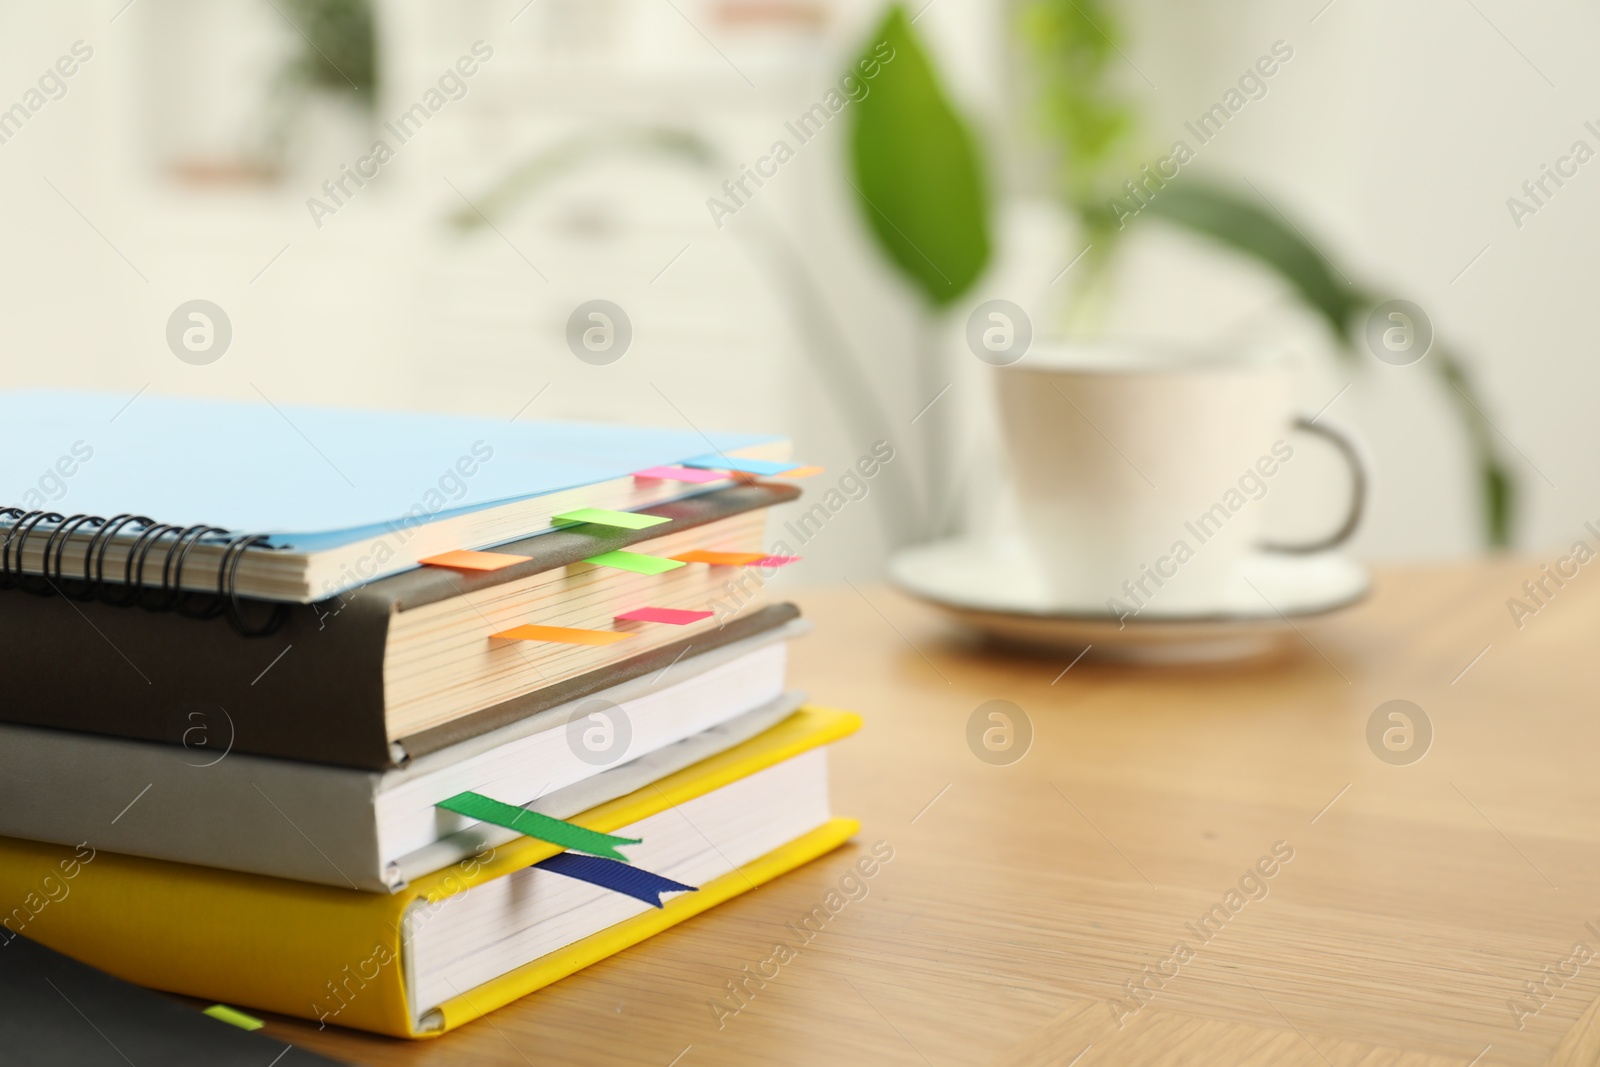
[261,563,1600,1066]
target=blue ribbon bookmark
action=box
[534,852,697,909]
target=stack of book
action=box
[0,391,859,1039]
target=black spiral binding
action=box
[0,510,288,636]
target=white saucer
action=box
[888,537,1370,664]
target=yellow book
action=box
[0,706,861,1038]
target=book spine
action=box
[0,509,286,635]
[0,583,397,769]
[0,725,386,890]
[0,836,415,1035]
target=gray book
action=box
[0,620,807,892]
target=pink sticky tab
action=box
[755,555,801,567]
[633,466,725,484]
[615,607,715,625]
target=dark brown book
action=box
[0,483,798,769]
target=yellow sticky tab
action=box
[203,1004,263,1031]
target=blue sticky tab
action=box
[533,852,697,909]
[681,454,797,476]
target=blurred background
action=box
[0,0,1589,584]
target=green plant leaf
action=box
[1434,345,1516,548]
[1015,0,1138,210]
[1483,460,1513,549]
[1143,181,1366,350]
[1141,182,1519,547]
[848,4,990,308]
[282,0,378,102]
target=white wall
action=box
[0,0,1589,586]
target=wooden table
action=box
[267,564,1600,1066]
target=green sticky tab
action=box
[438,791,641,861]
[203,1004,263,1031]
[552,507,671,531]
[581,550,685,575]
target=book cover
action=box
[0,389,776,564]
[0,933,346,1066]
[0,707,862,1038]
[0,656,806,890]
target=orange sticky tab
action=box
[670,550,769,566]
[490,624,634,646]
[777,465,824,478]
[420,549,532,571]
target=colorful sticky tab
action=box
[670,550,768,566]
[419,549,531,571]
[681,454,800,477]
[633,465,726,484]
[437,792,641,861]
[491,624,634,646]
[755,555,801,567]
[203,1005,264,1031]
[552,507,671,531]
[534,852,696,909]
[582,550,686,575]
[616,607,714,625]
[776,465,824,478]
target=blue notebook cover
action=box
[0,390,774,553]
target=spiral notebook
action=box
[0,390,787,621]
[0,480,799,768]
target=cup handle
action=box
[1259,417,1367,555]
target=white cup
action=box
[994,342,1364,614]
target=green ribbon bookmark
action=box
[437,791,641,861]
